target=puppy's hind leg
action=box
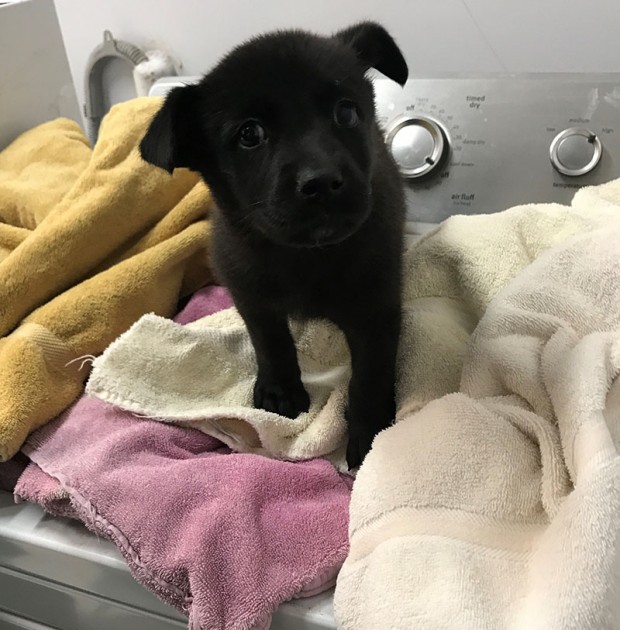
[240,306,310,419]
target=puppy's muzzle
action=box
[296,167,345,203]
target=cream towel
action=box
[86,180,620,473]
[334,223,620,629]
[398,180,620,415]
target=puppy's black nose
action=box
[296,168,344,201]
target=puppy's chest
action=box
[258,254,356,317]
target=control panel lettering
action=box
[466,95,485,109]
[552,182,581,189]
[451,192,476,206]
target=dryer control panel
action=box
[373,74,620,231]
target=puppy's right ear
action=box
[139,84,202,174]
[335,22,408,87]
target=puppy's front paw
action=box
[345,402,395,470]
[254,377,310,418]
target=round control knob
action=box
[386,116,451,179]
[549,127,602,177]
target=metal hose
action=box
[83,30,147,145]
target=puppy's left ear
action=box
[140,84,204,174]
[335,22,408,86]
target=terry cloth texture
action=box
[15,286,352,629]
[0,98,213,460]
[17,394,352,630]
[335,203,620,629]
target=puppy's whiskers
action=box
[240,200,267,222]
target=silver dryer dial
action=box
[549,127,602,177]
[386,116,451,179]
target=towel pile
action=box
[0,98,212,460]
[16,286,352,630]
[5,98,620,629]
[82,177,620,628]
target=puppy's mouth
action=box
[290,222,360,248]
[258,211,367,249]
[248,189,372,248]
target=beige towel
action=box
[85,180,620,474]
[335,222,620,628]
[87,308,352,468]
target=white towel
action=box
[334,221,620,628]
[87,180,620,477]
[397,180,620,415]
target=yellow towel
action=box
[0,97,213,461]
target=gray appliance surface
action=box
[373,73,620,233]
[0,493,335,629]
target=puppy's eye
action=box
[238,121,266,148]
[334,100,359,128]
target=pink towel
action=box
[17,397,351,629]
[16,462,75,519]
[174,285,234,324]
[14,283,351,629]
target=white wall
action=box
[0,0,81,150]
[53,0,620,112]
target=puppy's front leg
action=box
[340,306,400,469]
[240,307,310,419]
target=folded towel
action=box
[0,98,213,460]
[84,179,620,470]
[17,395,352,630]
[334,219,620,628]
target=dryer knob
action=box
[550,127,602,176]
[386,116,451,179]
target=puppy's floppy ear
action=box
[139,84,203,174]
[335,22,408,87]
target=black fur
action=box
[140,22,408,469]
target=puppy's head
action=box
[140,22,407,248]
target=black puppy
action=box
[140,22,408,469]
